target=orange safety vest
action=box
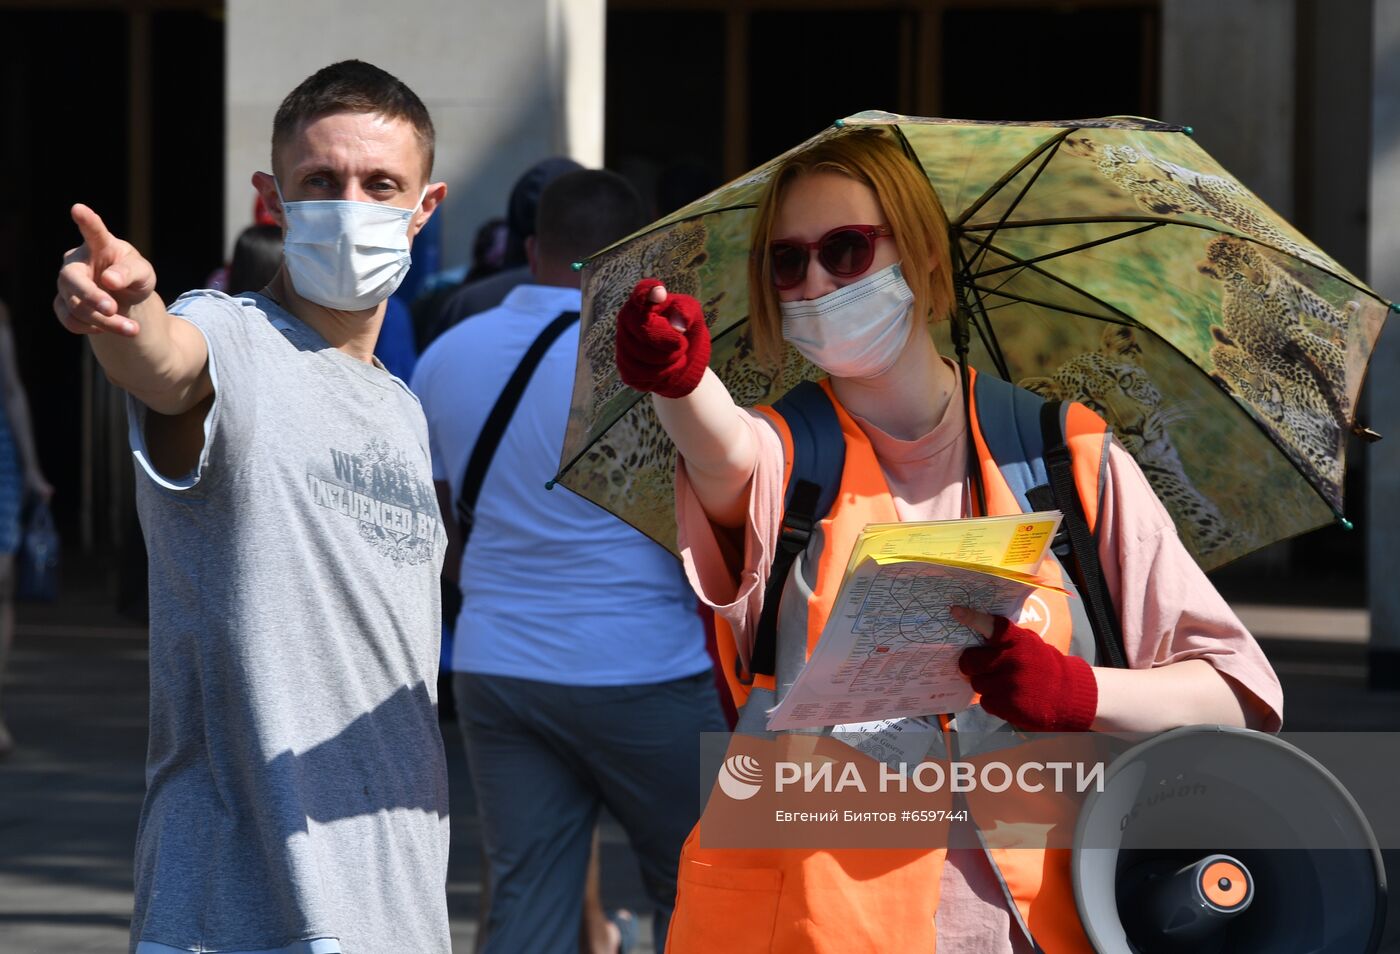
[667,370,1112,954]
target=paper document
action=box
[766,511,1065,731]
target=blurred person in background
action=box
[464,217,509,284]
[377,290,419,382]
[413,168,724,954]
[434,216,508,285]
[419,156,581,347]
[225,223,283,295]
[0,294,53,760]
[413,160,581,746]
[206,194,281,292]
[408,217,506,350]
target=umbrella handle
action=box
[951,307,989,519]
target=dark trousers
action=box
[454,670,726,954]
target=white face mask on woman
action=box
[277,181,426,312]
[779,263,916,378]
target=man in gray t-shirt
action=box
[54,61,452,954]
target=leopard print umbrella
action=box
[555,112,1394,571]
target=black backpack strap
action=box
[1030,400,1128,670]
[455,310,580,544]
[748,381,845,679]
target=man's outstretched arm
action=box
[54,203,211,415]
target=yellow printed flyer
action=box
[842,511,1062,580]
[767,511,1067,731]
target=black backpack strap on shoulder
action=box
[748,381,845,680]
[455,310,580,544]
[1035,400,1128,670]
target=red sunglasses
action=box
[768,224,894,290]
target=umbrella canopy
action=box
[555,111,1394,571]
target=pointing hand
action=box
[53,204,156,337]
[614,278,711,398]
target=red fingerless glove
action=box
[958,617,1098,732]
[615,278,711,399]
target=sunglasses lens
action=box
[770,243,806,289]
[819,229,875,277]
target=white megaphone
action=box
[1073,726,1387,953]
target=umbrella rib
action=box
[970,228,1356,524]
[575,203,761,268]
[893,121,984,234]
[981,266,1026,298]
[892,122,976,259]
[969,282,1348,525]
[954,128,1077,228]
[968,290,1013,381]
[553,320,755,483]
[979,298,1024,313]
[893,122,991,279]
[965,136,1069,275]
[967,223,1167,279]
[952,241,1013,380]
[962,215,1384,303]
[554,401,640,482]
[969,284,1136,325]
[891,124,924,167]
[968,237,1141,325]
[968,275,1349,523]
[988,288,1348,523]
[963,214,1187,231]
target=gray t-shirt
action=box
[126,291,450,954]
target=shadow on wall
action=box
[433,72,571,272]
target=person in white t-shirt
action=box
[412,169,725,954]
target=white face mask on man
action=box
[779,263,916,379]
[276,180,426,312]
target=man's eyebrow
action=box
[291,165,405,184]
[290,164,339,181]
[361,167,406,184]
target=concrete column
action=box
[1160,0,1296,216]
[225,0,605,269]
[547,0,606,167]
[1367,0,1400,688]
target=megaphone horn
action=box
[1072,726,1386,953]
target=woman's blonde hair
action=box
[746,127,955,366]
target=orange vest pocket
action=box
[666,861,783,953]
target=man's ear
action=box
[251,172,285,229]
[525,235,540,280]
[411,182,448,240]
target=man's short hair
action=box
[534,170,647,266]
[504,157,584,268]
[272,60,435,178]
